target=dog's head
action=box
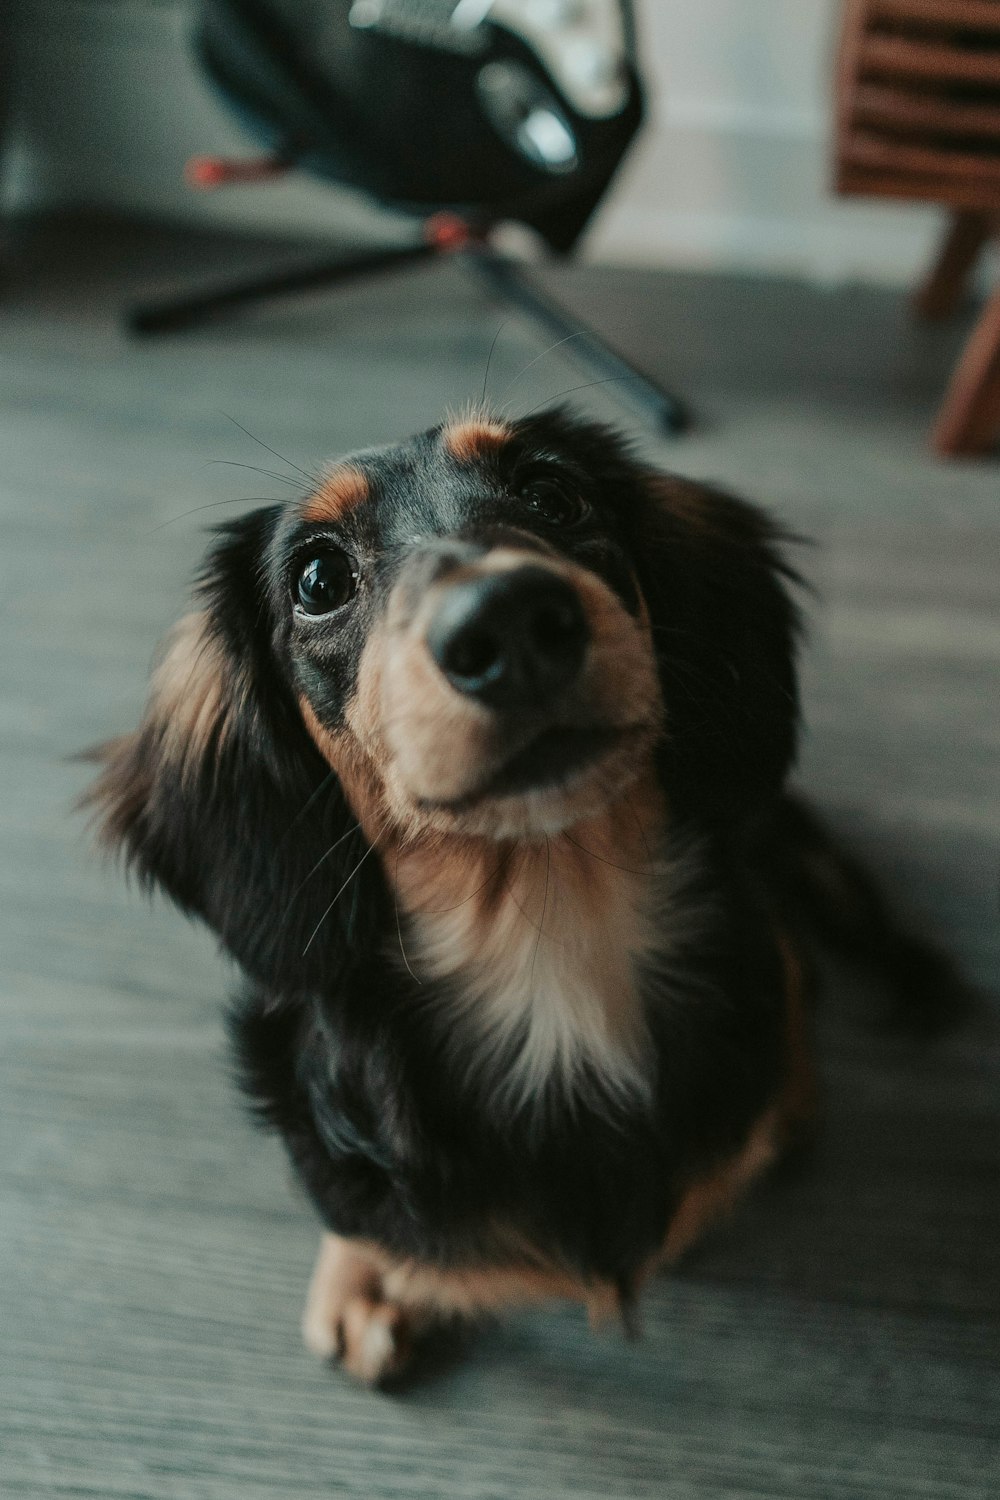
[87,409,799,985]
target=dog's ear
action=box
[629,473,801,832]
[84,507,384,987]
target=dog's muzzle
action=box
[362,537,660,833]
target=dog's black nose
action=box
[427,566,588,709]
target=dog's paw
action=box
[301,1232,418,1386]
[303,1289,412,1386]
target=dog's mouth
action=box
[417,723,636,813]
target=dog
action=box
[86,406,961,1385]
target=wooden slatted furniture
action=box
[836,0,1000,454]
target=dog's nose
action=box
[427,566,588,709]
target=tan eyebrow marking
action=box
[442,417,511,464]
[301,465,369,524]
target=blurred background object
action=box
[8,1,1000,447]
[836,0,1000,455]
[119,0,688,431]
[7,1,994,284]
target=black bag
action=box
[196,0,644,250]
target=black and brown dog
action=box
[86,407,958,1384]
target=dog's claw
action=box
[338,1295,411,1386]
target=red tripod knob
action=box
[185,154,292,189]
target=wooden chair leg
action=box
[932,283,1000,456]
[914,211,996,321]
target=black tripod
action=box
[128,213,688,435]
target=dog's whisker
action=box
[281,819,361,928]
[394,843,422,986]
[204,459,304,489]
[148,496,275,534]
[301,823,387,956]
[219,410,321,485]
[421,861,507,915]
[299,816,392,954]
[515,374,638,422]
[559,829,650,877]
[479,320,512,410]
[280,769,341,845]
[493,331,583,414]
[502,846,548,939]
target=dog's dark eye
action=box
[522,477,589,528]
[295,550,358,615]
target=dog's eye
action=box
[295,550,358,615]
[522,477,589,527]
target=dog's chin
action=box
[403,723,655,840]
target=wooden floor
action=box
[1,213,997,1500]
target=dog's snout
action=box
[427,566,588,709]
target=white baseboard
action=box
[587,203,947,288]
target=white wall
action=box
[593,1,948,285]
[5,0,956,286]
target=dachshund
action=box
[86,407,962,1384]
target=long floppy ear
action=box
[628,472,801,832]
[84,508,385,988]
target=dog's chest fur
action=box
[240,807,783,1283]
[391,789,688,1113]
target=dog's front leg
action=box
[301,1232,415,1385]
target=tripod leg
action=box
[464,251,689,434]
[128,240,438,336]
